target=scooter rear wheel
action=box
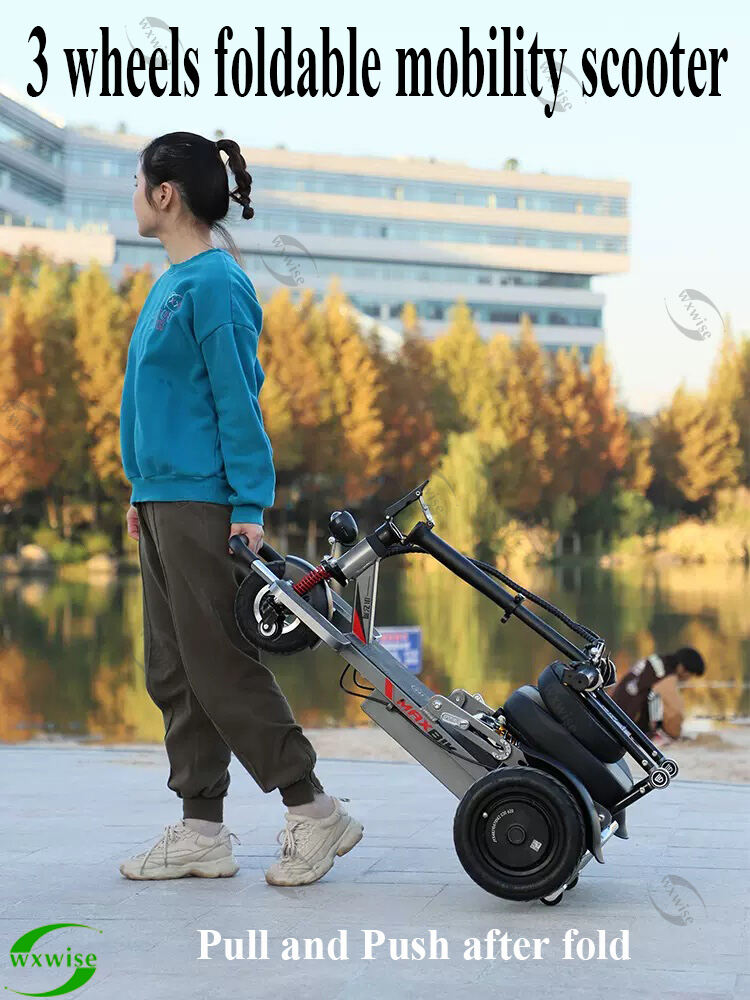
[453,767,585,902]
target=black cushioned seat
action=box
[538,662,625,763]
[503,686,633,809]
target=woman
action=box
[118,132,363,886]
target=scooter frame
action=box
[230,481,678,900]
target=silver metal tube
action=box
[542,819,619,901]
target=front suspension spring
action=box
[293,564,332,596]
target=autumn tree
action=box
[430,300,498,439]
[573,344,632,498]
[650,385,741,511]
[709,325,750,486]
[254,286,320,475]
[0,264,87,532]
[72,262,144,500]
[488,316,553,516]
[370,302,443,504]
[0,282,46,504]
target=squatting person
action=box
[118,131,364,885]
[609,646,705,741]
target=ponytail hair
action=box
[138,131,254,266]
[215,138,254,221]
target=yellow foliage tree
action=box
[257,287,323,474]
[72,262,133,491]
[490,316,553,515]
[430,301,498,440]
[0,266,87,529]
[372,303,442,501]
[651,385,741,508]
[307,281,385,504]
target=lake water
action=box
[1,560,748,743]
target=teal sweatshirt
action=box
[119,247,275,525]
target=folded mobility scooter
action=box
[230,481,678,905]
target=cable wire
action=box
[380,542,602,645]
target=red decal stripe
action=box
[352,608,365,641]
[384,678,393,700]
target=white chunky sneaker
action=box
[265,797,364,887]
[119,821,240,880]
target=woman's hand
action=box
[126,504,140,541]
[229,522,264,555]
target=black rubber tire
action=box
[234,559,330,655]
[541,893,564,906]
[538,663,624,763]
[453,767,585,902]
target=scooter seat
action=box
[503,685,633,809]
[538,662,625,763]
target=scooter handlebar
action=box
[228,534,284,567]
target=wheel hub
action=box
[484,797,552,872]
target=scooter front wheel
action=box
[453,767,585,902]
[234,556,332,655]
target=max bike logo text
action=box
[155,292,184,331]
[383,678,454,750]
[5,923,102,997]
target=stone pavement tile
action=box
[0,750,747,999]
[568,869,748,908]
[85,970,248,1000]
[669,827,745,849]
[676,813,749,834]
[267,883,445,923]
[476,959,736,996]
[355,869,462,885]
[658,848,749,869]
[366,846,465,874]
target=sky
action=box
[2,0,748,413]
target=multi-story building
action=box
[0,84,629,360]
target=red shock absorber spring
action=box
[293,564,332,596]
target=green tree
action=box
[430,301,497,438]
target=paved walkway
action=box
[1,745,748,999]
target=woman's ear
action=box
[159,181,176,210]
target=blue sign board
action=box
[378,626,422,674]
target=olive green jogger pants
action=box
[135,500,325,822]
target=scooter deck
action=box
[250,559,493,794]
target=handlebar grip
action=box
[259,540,284,562]
[228,535,285,568]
